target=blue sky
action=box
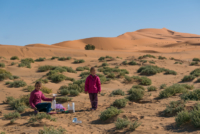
[0,0,200,46]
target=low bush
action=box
[76,66,89,71]
[35,78,49,84]
[0,69,12,81]
[23,85,35,92]
[70,90,79,96]
[138,54,156,59]
[38,126,66,134]
[147,86,157,91]
[132,85,145,90]
[128,61,137,65]
[181,84,194,90]
[66,77,75,82]
[181,75,196,82]
[56,96,72,103]
[58,57,71,61]
[124,75,152,86]
[11,62,16,65]
[193,58,200,61]
[85,44,95,50]
[18,58,34,68]
[190,61,198,66]
[163,100,185,116]
[99,106,122,121]
[122,60,128,65]
[110,89,125,96]
[5,81,12,85]
[50,74,66,83]
[102,62,109,66]
[139,76,152,86]
[158,56,167,60]
[190,68,200,77]
[129,121,141,131]
[80,71,90,79]
[10,56,19,60]
[51,56,59,60]
[41,86,52,94]
[115,118,130,130]
[160,84,167,89]
[197,78,200,82]
[107,73,115,79]
[170,57,175,60]
[3,111,21,120]
[38,65,55,72]
[175,110,190,127]
[181,89,200,101]
[190,107,200,127]
[159,84,188,98]
[59,88,69,95]
[112,99,128,108]
[164,69,177,75]
[13,75,19,79]
[101,93,106,96]
[28,113,56,123]
[137,65,166,75]
[8,80,27,88]
[35,57,46,62]
[149,61,155,64]
[74,59,85,64]
[98,57,105,62]
[127,88,144,101]
[174,61,182,64]
[0,63,5,68]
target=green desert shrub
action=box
[23,85,35,92]
[38,65,55,72]
[181,89,200,101]
[38,126,66,134]
[160,84,167,89]
[163,100,185,116]
[58,57,71,61]
[5,81,12,85]
[181,84,194,90]
[175,110,190,127]
[139,76,152,85]
[51,56,59,60]
[50,74,66,83]
[8,80,27,88]
[66,76,75,82]
[74,59,85,64]
[122,60,128,65]
[197,78,200,83]
[140,60,147,63]
[164,69,177,75]
[11,62,16,65]
[129,121,141,131]
[137,65,166,75]
[0,63,5,68]
[181,75,196,82]
[149,61,155,64]
[124,75,152,86]
[41,86,52,94]
[170,57,175,60]
[147,86,157,91]
[101,93,106,96]
[18,58,34,68]
[115,118,130,130]
[107,73,115,79]
[56,96,72,103]
[132,85,145,90]
[13,75,19,79]
[110,89,125,96]
[35,78,49,84]
[138,54,156,59]
[76,67,84,71]
[174,61,182,64]
[112,99,128,108]
[99,106,122,121]
[0,69,11,81]
[128,61,137,65]
[190,107,200,128]
[3,111,21,120]
[70,90,79,96]
[80,71,90,79]
[190,61,198,66]
[102,62,109,66]
[35,57,45,62]
[10,56,19,60]
[159,84,188,98]
[190,68,200,77]
[59,88,69,95]
[3,96,15,104]
[28,113,56,123]
[193,58,200,61]
[127,88,144,101]
[158,56,167,60]
[98,57,105,62]
[85,44,95,50]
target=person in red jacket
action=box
[29,82,55,114]
[85,67,101,110]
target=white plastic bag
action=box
[68,102,75,113]
[52,94,57,110]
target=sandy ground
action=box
[0,28,200,134]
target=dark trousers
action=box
[89,93,98,109]
[35,103,52,113]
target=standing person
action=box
[29,82,56,114]
[85,67,101,110]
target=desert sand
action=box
[0,28,200,134]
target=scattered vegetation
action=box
[98,56,113,62]
[56,96,72,103]
[112,99,128,108]
[181,75,196,82]
[49,74,67,83]
[163,100,186,116]
[138,54,156,59]
[99,106,122,121]
[193,58,200,61]
[74,59,85,64]
[51,56,59,60]
[23,85,35,92]
[76,66,89,71]
[35,57,46,62]
[160,84,167,89]
[85,44,95,50]
[38,126,66,134]
[190,68,200,77]
[35,78,49,84]
[124,75,152,86]
[110,89,125,96]
[181,89,200,101]
[128,61,137,65]
[164,69,177,75]
[147,86,157,91]
[102,62,109,66]
[7,80,27,88]
[140,60,147,63]
[10,56,19,60]
[3,111,21,120]
[170,57,175,60]
[28,113,56,123]
[190,61,199,66]
[175,110,190,127]
[174,61,182,64]
[11,62,16,65]
[129,121,141,131]
[101,93,106,96]
[149,61,155,64]
[70,90,79,96]
[0,69,13,81]
[58,57,71,61]
[122,60,128,65]
[127,88,145,101]
[41,86,52,94]
[197,78,200,83]
[159,84,189,99]
[18,58,34,68]
[115,118,130,130]
[158,56,167,60]
[65,76,75,82]
[0,63,5,68]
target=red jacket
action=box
[29,89,52,108]
[85,75,101,93]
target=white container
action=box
[52,94,57,110]
[68,102,75,113]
